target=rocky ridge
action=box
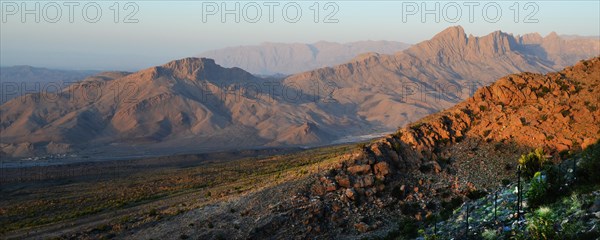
[258,57,600,238]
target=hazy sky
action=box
[1,1,599,71]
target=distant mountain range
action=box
[0,66,98,104]
[1,26,599,158]
[199,41,412,75]
[282,26,599,130]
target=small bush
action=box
[526,172,548,208]
[418,229,438,240]
[382,218,419,240]
[518,148,549,178]
[392,141,402,153]
[520,117,528,125]
[148,208,159,216]
[396,218,418,238]
[561,220,584,239]
[439,197,463,220]
[482,228,498,240]
[577,141,600,183]
[527,207,558,240]
[410,123,424,131]
[399,202,421,216]
[482,130,492,137]
[559,150,571,160]
[536,87,550,98]
[585,101,598,112]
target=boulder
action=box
[354,222,370,233]
[582,137,597,149]
[312,184,326,196]
[374,161,391,180]
[347,164,371,175]
[354,175,375,188]
[320,176,337,192]
[365,188,377,197]
[335,175,352,188]
[345,188,356,201]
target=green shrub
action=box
[392,141,402,153]
[380,217,419,240]
[418,229,438,240]
[527,207,557,240]
[561,220,584,239]
[518,148,549,178]
[525,162,564,209]
[482,229,497,240]
[526,172,549,208]
[148,208,159,216]
[545,164,566,197]
[396,218,418,238]
[577,140,600,183]
[439,197,463,220]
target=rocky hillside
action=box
[397,54,600,156]
[248,57,600,238]
[199,40,411,75]
[94,58,600,240]
[420,154,600,239]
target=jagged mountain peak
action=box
[545,31,560,39]
[427,26,468,45]
[473,30,517,53]
[160,57,218,78]
[434,25,466,37]
[519,32,544,42]
[147,57,257,82]
[407,26,522,58]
